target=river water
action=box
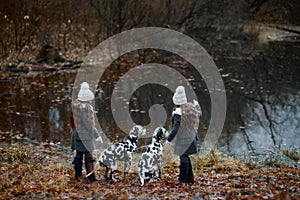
[0,41,299,156]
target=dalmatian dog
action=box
[87,125,146,181]
[138,127,169,186]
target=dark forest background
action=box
[0,0,299,154]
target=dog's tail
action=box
[85,160,107,177]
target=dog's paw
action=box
[149,178,157,184]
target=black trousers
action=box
[73,151,94,178]
[179,154,194,182]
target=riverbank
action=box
[0,140,299,199]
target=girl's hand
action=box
[193,99,199,106]
[96,136,103,143]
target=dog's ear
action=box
[133,126,139,134]
[158,127,163,137]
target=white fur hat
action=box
[172,86,187,105]
[77,82,94,101]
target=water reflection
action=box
[220,92,300,154]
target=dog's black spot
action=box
[154,143,160,147]
[144,169,156,180]
[128,136,137,144]
[142,154,150,160]
[153,128,164,143]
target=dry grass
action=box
[0,144,32,163]
[191,149,248,174]
[282,149,300,162]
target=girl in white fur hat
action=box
[71,82,103,181]
[166,86,202,185]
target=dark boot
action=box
[178,162,189,182]
[74,151,83,179]
[85,152,99,181]
[187,158,194,185]
[179,155,190,183]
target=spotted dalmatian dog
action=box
[87,125,146,181]
[138,127,169,186]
